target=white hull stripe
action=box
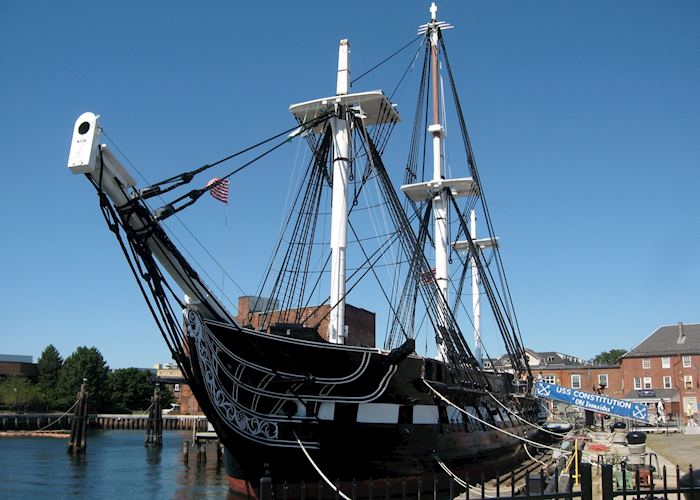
[315,403,525,426]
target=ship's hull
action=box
[183,309,541,497]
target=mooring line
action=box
[293,431,352,500]
[487,392,568,437]
[522,442,548,468]
[433,453,501,498]
[34,400,80,432]
[422,379,572,455]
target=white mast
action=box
[470,209,482,367]
[289,43,399,345]
[328,39,351,345]
[453,209,498,368]
[429,2,449,360]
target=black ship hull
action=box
[183,310,541,497]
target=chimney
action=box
[677,322,687,345]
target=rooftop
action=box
[622,322,700,358]
[0,354,33,364]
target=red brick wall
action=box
[178,383,202,415]
[620,354,699,410]
[0,362,37,378]
[236,297,375,347]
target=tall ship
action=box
[68,4,543,497]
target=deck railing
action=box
[259,462,698,499]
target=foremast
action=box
[288,42,400,345]
[328,40,351,345]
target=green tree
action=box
[57,346,110,411]
[37,344,63,408]
[107,368,157,411]
[0,375,43,412]
[591,349,627,365]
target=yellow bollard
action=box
[573,438,580,486]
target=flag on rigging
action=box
[206,178,229,204]
[421,267,436,284]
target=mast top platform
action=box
[400,177,478,202]
[418,2,453,35]
[289,90,399,132]
[453,237,499,252]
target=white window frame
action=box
[662,356,670,369]
[634,377,642,390]
[663,376,672,389]
[543,375,556,384]
[571,374,582,389]
[683,355,692,368]
[685,375,693,389]
[642,358,651,369]
[643,376,652,389]
[598,374,608,387]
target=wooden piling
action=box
[68,380,88,455]
[182,440,190,463]
[145,384,163,447]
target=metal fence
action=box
[259,462,698,499]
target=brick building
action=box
[236,295,376,347]
[490,349,623,398]
[155,365,202,415]
[0,354,37,379]
[619,322,699,419]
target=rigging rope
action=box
[422,379,572,455]
[293,431,352,500]
[487,392,567,437]
[351,35,423,85]
[136,113,332,201]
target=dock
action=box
[0,413,208,432]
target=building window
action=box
[174,384,180,392]
[642,358,651,369]
[643,377,652,389]
[663,376,672,389]
[634,377,642,390]
[685,376,693,389]
[571,374,581,389]
[543,375,556,384]
[598,374,608,387]
[683,356,692,368]
[662,357,670,369]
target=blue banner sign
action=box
[535,381,648,422]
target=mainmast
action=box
[403,4,473,361]
[428,2,449,334]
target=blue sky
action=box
[1,1,698,369]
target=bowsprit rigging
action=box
[67,3,549,498]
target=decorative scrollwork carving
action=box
[191,315,279,442]
[184,308,203,339]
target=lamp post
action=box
[13,387,18,413]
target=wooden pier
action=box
[0,414,208,431]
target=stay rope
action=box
[487,392,568,437]
[293,431,352,500]
[422,379,572,455]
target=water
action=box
[0,431,231,499]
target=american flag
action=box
[206,178,229,204]
[420,267,436,284]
